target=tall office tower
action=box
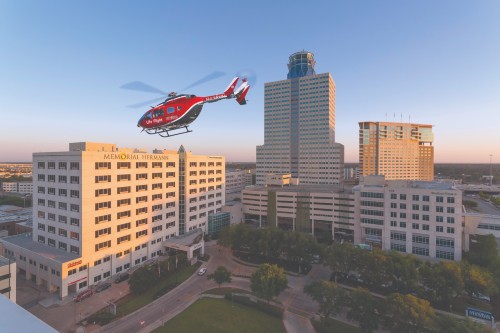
[0,142,224,299]
[359,121,434,180]
[256,51,344,185]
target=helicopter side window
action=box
[145,113,152,120]
[167,107,175,114]
[177,106,182,111]
[153,109,164,118]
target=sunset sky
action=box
[0,1,499,163]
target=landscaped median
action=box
[152,293,286,333]
[87,258,201,326]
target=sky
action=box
[0,0,499,163]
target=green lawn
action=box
[153,298,285,333]
[116,262,201,316]
[203,287,252,296]
[312,318,362,333]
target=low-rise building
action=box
[0,255,16,302]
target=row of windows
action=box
[390,193,455,203]
[38,162,79,170]
[37,236,79,253]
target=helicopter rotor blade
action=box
[235,69,257,88]
[178,71,226,93]
[127,96,166,109]
[121,81,168,95]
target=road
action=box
[464,195,500,216]
[99,242,322,333]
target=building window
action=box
[38,162,45,169]
[447,217,455,224]
[447,207,455,214]
[412,223,419,230]
[95,241,111,251]
[95,227,111,238]
[59,242,67,250]
[436,226,443,232]
[70,218,80,226]
[117,211,131,219]
[95,201,111,210]
[70,162,79,170]
[136,173,148,180]
[436,196,444,203]
[136,218,148,227]
[446,227,455,234]
[117,162,130,169]
[117,186,130,194]
[58,162,67,170]
[70,190,79,198]
[58,215,67,224]
[70,232,80,240]
[70,204,79,212]
[95,175,111,183]
[400,194,406,200]
[117,235,131,244]
[58,202,67,210]
[117,222,131,232]
[152,162,162,168]
[117,174,131,182]
[70,246,79,254]
[58,175,67,183]
[136,230,148,238]
[95,162,111,170]
[136,162,148,168]
[96,188,111,197]
[95,214,111,224]
[70,176,79,184]
[48,162,56,169]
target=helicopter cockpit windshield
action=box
[137,112,152,126]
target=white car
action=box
[198,268,207,276]
[472,292,491,302]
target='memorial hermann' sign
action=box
[465,307,494,329]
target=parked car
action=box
[95,282,111,293]
[114,272,130,283]
[472,292,491,303]
[198,267,207,276]
[74,289,93,302]
[310,254,321,264]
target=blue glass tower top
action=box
[287,51,316,79]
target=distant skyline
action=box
[0,1,499,163]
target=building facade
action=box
[1,182,33,194]
[359,121,434,180]
[0,255,16,302]
[354,176,462,260]
[242,185,356,242]
[0,142,224,299]
[242,175,462,261]
[256,51,344,186]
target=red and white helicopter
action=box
[123,75,250,137]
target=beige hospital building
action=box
[0,142,224,299]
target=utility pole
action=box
[490,154,493,186]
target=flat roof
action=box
[0,296,58,333]
[245,184,354,194]
[1,234,80,263]
[164,228,203,247]
[411,181,456,191]
[0,255,12,267]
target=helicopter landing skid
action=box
[144,126,192,137]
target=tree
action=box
[250,264,288,302]
[385,293,435,333]
[385,251,420,294]
[464,234,499,268]
[347,288,381,333]
[304,280,347,326]
[462,262,497,298]
[357,249,390,288]
[207,266,232,288]
[128,265,158,294]
[324,242,359,280]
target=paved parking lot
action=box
[17,275,130,333]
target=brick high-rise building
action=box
[359,121,434,180]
